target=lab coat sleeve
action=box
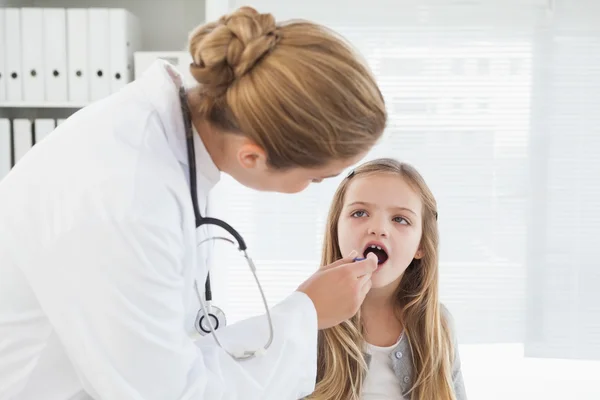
[32,215,318,400]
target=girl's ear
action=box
[414,249,424,259]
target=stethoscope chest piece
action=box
[195,304,227,335]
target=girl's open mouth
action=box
[363,244,388,265]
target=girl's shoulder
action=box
[440,303,456,326]
[440,303,459,343]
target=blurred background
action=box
[1,0,599,399]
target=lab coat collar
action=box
[137,59,221,191]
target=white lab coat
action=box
[0,60,318,400]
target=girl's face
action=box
[337,173,424,291]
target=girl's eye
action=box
[393,216,410,225]
[351,210,367,218]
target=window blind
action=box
[205,0,544,345]
[525,0,600,360]
[206,0,600,360]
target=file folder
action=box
[34,119,56,144]
[13,119,33,165]
[67,8,89,103]
[0,119,10,180]
[21,8,45,102]
[0,9,6,102]
[88,8,111,101]
[5,8,23,102]
[44,8,68,102]
[108,9,141,94]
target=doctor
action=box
[0,6,386,400]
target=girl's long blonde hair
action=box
[309,158,456,400]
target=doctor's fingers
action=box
[357,274,373,299]
[345,273,372,314]
[319,249,360,271]
[344,252,378,278]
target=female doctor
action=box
[0,6,386,400]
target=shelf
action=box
[0,102,88,109]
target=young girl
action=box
[309,158,466,400]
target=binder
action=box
[109,9,141,94]
[13,119,33,165]
[0,119,10,180]
[67,8,89,103]
[5,8,23,102]
[21,8,45,102]
[88,8,111,101]
[34,119,56,144]
[44,8,68,102]
[0,9,6,102]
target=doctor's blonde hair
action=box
[308,159,456,400]
[186,6,386,169]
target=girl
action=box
[310,158,466,400]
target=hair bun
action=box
[188,7,280,95]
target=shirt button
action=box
[404,376,410,383]
[395,351,403,359]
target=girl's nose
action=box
[368,220,388,237]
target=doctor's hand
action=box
[297,251,378,330]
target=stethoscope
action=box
[180,86,274,361]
